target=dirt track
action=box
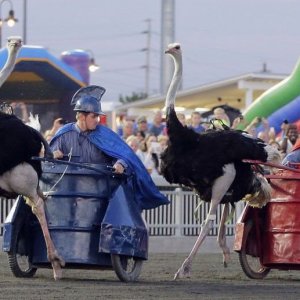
[0,252,299,299]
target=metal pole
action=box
[0,0,18,48]
[23,0,27,44]
[0,22,2,48]
[160,0,175,95]
[0,1,3,48]
[145,19,151,96]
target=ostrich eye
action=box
[175,45,180,50]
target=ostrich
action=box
[160,43,280,280]
[0,37,64,280]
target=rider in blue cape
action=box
[50,85,169,211]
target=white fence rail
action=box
[144,186,242,237]
[0,185,243,237]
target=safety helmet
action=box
[71,85,106,115]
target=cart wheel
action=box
[239,219,270,279]
[111,254,143,282]
[7,222,37,278]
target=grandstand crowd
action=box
[14,101,300,175]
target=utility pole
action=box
[141,19,151,97]
[23,0,27,44]
[160,0,175,95]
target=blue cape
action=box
[50,123,169,210]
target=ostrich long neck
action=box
[166,54,182,109]
[0,48,18,87]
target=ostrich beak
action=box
[165,49,171,54]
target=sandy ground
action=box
[0,252,299,300]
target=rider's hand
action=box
[113,162,125,174]
[53,150,64,159]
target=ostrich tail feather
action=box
[26,112,41,132]
[242,174,271,208]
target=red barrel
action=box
[263,169,300,266]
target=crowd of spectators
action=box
[118,108,226,176]
[118,107,300,175]
[7,101,300,173]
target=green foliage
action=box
[119,92,148,104]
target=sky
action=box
[3,0,300,105]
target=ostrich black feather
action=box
[0,112,43,177]
[160,106,268,204]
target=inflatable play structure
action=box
[242,57,300,133]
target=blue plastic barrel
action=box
[32,161,148,268]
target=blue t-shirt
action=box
[188,125,205,134]
[282,149,300,166]
[149,124,165,137]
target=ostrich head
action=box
[7,36,22,54]
[165,42,182,111]
[165,42,181,56]
[0,36,22,88]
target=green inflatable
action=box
[241,57,300,129]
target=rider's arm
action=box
[50,135,64,159]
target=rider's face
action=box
[83,113,100,130]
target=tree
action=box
[119,92,148,104]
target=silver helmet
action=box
[71,85,106,115]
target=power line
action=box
[99,49,142,58]
[101,66,143,73]
[142,19,152,96]
[97,32,141,41]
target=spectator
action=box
[126,135,146,163]
[279,123,299,156]
[149,110,165,137]
[44,117,68,142]
[269,139,282,152]
[256,118,274,143]
[244,116,262,137]
[11,101,29,123]
[143,135,159,174]
[136,115,149,136]
[231,115,245,130]
[177,112,186,126]
[213,107,230,127]
[282,138,300,166]
[188,111,205,133]
[122,120,135,140]
[157,134,169,152]
[136,130,146,144]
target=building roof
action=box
[0,45,86,102]
[115,72,287,112]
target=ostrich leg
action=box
[1,164,65,280]
[217,203,231,267]
[29,194,65,280]
[174,164,236,280]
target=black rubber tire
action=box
[111,254,143,282]
[238,219,270,279]
[7,222,37,278]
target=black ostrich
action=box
[160,43,281,280]
[0,38,64,280]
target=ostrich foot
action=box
[52,261,63,280]
[48,251,65,280]
[223,252,231,268]
[174,259,192,280]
